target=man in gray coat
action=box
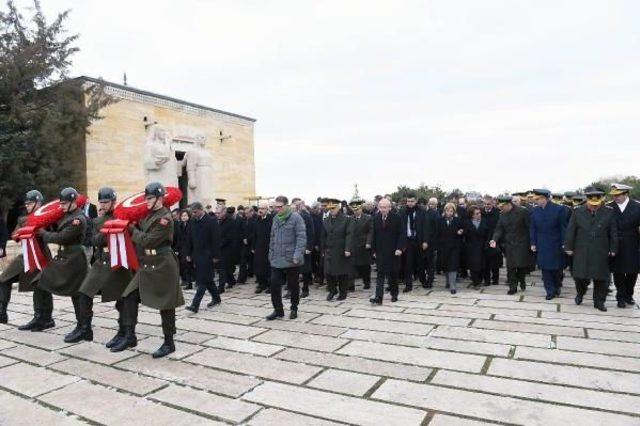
[266,196,307,320]
[565,187,618,312]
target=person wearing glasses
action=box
[266,196,307,320]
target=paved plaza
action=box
[1,271,640,425]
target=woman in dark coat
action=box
[464,206,490,288]
[252,204,274,293]
[176,210,193,289]
[437,203,465,294]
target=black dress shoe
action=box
[300,289,309,298]
[265,311,284,321]
[64,325,93,343]
[254,287,264,294]
[31,318,55,332]
[106,327,125,349]
[363,284,371,290]
[326,291,337,301]
[507,289,517,295]
[391,295,398,302]
[625,298,636,305]
[289,309,298,320]
[403,286,412,293]
[575,294,583,305]
[207,300,220,308]
[617,300,627,308]
[185,283,193,290]
[369,297,382,305]
[110,327,137,352]
[336,294,347,301]
[152,341,175,359]
[18,316,40,331]
[185,305,198,313]
[545,295,554,300]
[595,303,607,312]
[450,289,457,295]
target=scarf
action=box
[472,218,481,229]
[276,206,292,223]
[406,206,416,238]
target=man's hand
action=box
[565,250,573,256]
[344,251,351,257]
[394,250,402,256]
[305,249,311,255]
[609,252,616,257]
[251,249,255,254]
[243,239,248,245]
[292,258,300,265]
[365,244,371,249]
[186,256,191,262]
[530,245,536,252]
[489,240,497,249]
[457,229,464,235]
[422,242,428,250]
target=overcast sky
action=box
[32,0,640,201]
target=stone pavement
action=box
[1,271,640,425]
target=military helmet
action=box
[98,187,117,202]
[144,182,166,198]
[59,187,79,202]
[25,190,44,203]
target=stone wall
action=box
[83,83,256,206]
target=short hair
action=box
[226,206,236,214]
[406,192,417,199]
[467,205,481,218]
[275,195,288,205]
[291,197,301,204]
[251,206,258,212]
[443,202,457,215]
[180,209,192,218]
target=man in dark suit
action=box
[216,206,237,293]
[399,193,430,292]
[185,202,222,312]
[350,201,373,289]
[292,198,316,298]
[482,196,501,285]
[370,198,405,305]
[608,183,640,308]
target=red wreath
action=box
[113,187,182,223]
[26,194,88,229]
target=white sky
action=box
[32,0,640,201]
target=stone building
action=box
[77,76,256,207]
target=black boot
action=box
[18,311,41,331]
[507,282,517,295]
[0,301,7,324]
[31,308,55,332]
[594,302,607,312]
[106,326,125,349]
[289,308,298,320]
[64,319,93,343]
[369,297,382,305]
[110,326,137,352]
[185,305,198,313]
[265,310,284,321]
[575,294,583,305]
[152,334,175,358]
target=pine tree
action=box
[0,0,111,211]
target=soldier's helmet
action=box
[98,187,117,202]
[25,190,44,203]
[59,187,79,202]
[144,182,166,198]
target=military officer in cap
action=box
[0,190,53,328]
[112,182,184,358]
[37,188,88,340]
[349,200,373,290]
[321,198,354,301]
[607,183,640,308]
[565,187,617,311]
[572,194,587,207]
[529,189,567,300]
[490,195,532,294]
[77,187,133,346]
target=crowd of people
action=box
[0,182,638,359]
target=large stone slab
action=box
[495,314,640,333]
[0,329,76,351]
[307,368,380,396]
[1,343,67,366]
[345,309,470,327]
[116,355,261,397]
[436,303,538,318]
[472,319,585,337]
[514,346,640,372]
[0,362,80,397]
[430,325,552,347]
[51,358,167,396]
[429,414,498,425]
[337,340,486,373]
[0,390,84,425]
[204,336,284,356]
[59,341,139,365]
[587,329,640,343]
[185,347,322,384]
[149,384,261,423]
[476,299,558,312]
[433,369,640,416]
[312,314,433,335]
[556,336,640,357]
[275,347,432,381]
[247,408,344,426]
[252,329,347,352]
[254,319,347,337]
[178,317,266,339]
[39,381,217,425]
[488,358,640,394]
[373,379,639,426]
[243,381,426,425]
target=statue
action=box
[185,135,214,207]
[142,123,179,187]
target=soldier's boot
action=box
[0,283,10,323]
[64,295,82,341]
[152,334,175,359]
[336,277,348,301]
[18,312,41,330]
[32,290,55,332]
[0,301,7,324]
[507,282,517,295]
[110,326,137,352]
[106,325,125,349]
[301,282,309,298]
[65,296,93,343]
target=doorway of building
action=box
[175,151,188,209]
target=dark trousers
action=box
[507,267,526,289]
[312,250,321,279]
[71,293,93,326]
[0,282,11,304]
[179,257,193,284]
[191,280,220,308]
[270,267,300,313]
[355,264,371,286]
[483,251,501,284]
[120,289,175,335]
[256,271,270,290]
[238,246,250,283]
[402,240,425,287]
[613,273,638,302]
[425,247,435,284]
[375,269,398,300]
[217,259,236,291]
[575,278,608,304]
[34,287,53,319]
[327,274,348,297]
[302,272,313,291]
[541,269,561,297]
[470,270,484,285]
